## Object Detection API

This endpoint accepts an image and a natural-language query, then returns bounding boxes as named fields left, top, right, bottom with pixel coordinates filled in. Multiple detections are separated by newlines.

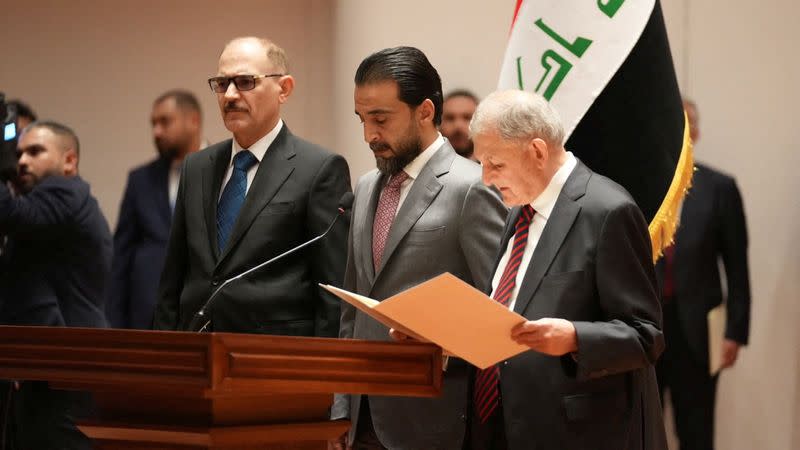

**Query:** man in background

left=440, top=89, right=479, bottom=161
left=0, top=121, right=111, bottom=449
left=108, top=90, right=203, bottom=329
left=656, top=99, right=751, bottom=450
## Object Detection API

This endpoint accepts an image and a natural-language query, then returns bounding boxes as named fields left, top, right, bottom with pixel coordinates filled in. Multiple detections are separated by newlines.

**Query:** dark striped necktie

left=473, top=204, right=535, bottom=423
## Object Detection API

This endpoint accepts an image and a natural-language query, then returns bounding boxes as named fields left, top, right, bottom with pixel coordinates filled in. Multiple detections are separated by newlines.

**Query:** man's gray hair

left=470, top=90, right=565, bottom=147
left=223, top=37, right=289, bottom=73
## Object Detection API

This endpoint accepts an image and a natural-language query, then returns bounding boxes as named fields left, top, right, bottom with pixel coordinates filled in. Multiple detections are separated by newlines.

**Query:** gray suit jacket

left=496, top=161, right=667, bottom=450
left=331, top=142, right=507, bottom=449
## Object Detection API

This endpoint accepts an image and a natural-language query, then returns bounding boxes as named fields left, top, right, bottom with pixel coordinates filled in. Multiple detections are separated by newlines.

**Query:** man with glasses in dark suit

left=153, top=36, right=351, bottom=336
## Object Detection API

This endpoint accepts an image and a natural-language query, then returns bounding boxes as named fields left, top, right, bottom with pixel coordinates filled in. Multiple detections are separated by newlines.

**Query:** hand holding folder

left=320, top=273, right=529, bottom=369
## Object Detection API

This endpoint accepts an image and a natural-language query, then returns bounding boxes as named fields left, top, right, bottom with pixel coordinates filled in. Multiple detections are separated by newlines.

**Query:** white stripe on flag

left=498, top=0, right=655, bottom=139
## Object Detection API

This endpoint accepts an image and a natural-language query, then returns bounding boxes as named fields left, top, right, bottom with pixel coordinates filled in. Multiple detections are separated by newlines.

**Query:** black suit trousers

left=657, top=301, right=718, bottom=450
left=0, top=381, right=92, bottom=450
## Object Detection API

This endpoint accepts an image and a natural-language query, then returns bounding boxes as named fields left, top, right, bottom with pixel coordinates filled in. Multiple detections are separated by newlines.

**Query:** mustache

left=369, top=142, right=391, bottom=152
left=224, top=102, right=248, bottom=113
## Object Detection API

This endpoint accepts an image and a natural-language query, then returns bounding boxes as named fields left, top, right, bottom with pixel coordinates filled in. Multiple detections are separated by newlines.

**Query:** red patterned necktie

left=474, top=205, right=535, bottom=423
left=372, top=171, right=409, bottom=271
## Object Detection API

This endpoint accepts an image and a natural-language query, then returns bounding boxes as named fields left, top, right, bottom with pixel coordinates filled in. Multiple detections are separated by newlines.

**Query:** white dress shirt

left=490, top=152, right=577, bottom=311
left=168, top=160, right=182, bottom=211
left=219, top=119, right=284, bottom=200
left=391, top=133, right=445, bottom=216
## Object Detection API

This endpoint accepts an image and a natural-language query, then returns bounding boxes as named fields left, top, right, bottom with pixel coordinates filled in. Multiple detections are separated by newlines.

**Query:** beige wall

left=2, top=1, right=798, bottom=448
left=0, top=0, right=334, bottom=228
left=331, top=0, right=517, bottom=179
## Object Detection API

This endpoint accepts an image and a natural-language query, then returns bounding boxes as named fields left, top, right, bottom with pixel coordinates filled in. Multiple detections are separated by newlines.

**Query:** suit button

left=211, top=280, right=220, bottom=287
left=460, top=414, right=467, bottom=422
left=503, top=361, right=509, bottom=366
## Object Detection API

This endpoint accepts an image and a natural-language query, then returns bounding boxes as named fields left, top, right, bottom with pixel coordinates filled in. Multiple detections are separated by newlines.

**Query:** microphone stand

left=191, top=207, right=347, bottom=333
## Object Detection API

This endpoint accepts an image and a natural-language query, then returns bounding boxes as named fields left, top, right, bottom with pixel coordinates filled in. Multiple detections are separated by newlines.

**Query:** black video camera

left=0, top=93, right=19, bottom=182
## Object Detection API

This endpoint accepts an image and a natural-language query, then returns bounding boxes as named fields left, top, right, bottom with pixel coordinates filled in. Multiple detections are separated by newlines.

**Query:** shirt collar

left=402, top=133, right=445, bottom=180
left=231, top=119, right=284, bottom=163
left=530, top=151, right=577, bottom=220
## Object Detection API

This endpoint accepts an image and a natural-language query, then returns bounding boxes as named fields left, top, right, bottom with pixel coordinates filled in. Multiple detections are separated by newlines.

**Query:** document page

left=707, top=304, right=726, bottom=375
left=321, top=273, right=529, bottom=369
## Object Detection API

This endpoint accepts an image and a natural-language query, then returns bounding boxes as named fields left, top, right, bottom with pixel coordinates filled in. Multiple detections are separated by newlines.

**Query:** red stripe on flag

left=510, top=0, right=525, bottom=32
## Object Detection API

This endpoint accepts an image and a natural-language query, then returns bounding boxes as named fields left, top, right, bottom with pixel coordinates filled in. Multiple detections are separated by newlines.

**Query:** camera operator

left=0, top=120, right=111, bottom=449
left=4, top=100, right=37, bottom=131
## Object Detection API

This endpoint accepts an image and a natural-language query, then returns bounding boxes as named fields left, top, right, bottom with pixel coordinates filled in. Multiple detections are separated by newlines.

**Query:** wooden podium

left=0, top=326, right=442, bottom=449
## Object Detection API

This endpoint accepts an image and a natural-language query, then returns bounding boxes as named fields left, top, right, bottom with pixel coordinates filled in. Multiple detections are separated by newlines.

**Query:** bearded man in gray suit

left=329, top=46, right=507, bottom=450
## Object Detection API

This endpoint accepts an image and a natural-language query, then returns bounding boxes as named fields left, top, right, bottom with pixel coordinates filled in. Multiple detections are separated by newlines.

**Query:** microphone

left=190, top=192, right=354, bottom=332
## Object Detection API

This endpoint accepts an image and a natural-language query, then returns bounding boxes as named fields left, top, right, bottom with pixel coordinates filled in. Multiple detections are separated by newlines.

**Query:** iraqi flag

left=498, top=0, right=693, bottom=261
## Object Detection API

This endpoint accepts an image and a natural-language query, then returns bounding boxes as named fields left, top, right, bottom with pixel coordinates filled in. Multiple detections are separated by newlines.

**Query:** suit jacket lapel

left=202, top=141, right=232, bottom=260
left=356, top=171, right=384, bottom=286
left=146, top=158, right=172, bottom=228
left=373, top=145, right=452, bottom=280
left=513, top=161, right=589, bottom=315
left=217, top=126, right=296, bottom=265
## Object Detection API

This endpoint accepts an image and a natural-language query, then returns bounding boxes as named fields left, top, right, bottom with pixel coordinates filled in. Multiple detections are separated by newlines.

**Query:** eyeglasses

left=207, top=74, right=284, bottom=93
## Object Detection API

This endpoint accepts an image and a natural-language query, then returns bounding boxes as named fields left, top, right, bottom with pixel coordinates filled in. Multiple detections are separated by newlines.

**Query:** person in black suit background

left=108, top=90, right=203, bottom=329
left=468, top=90, right=667, bottom=450
left=656, top=99, right=751, bottom=450
left=153, top=37, right=351, bottom=335
left=440, top=89, right=479, bottom=161
left=0, top=121, right=112, bottom=449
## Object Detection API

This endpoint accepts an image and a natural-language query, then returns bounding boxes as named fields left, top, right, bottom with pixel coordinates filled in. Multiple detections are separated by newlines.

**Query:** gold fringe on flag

left=648, top=112, right=695, bottom=263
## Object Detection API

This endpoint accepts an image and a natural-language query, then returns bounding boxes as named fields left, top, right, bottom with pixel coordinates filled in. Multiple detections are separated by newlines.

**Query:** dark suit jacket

left=495, top=161, right=667, bottom=450
left=659, top=163, right=750, bottom=365
left=332, top=143, right=508, bottom=449
left=107, top=157, right=173, bottom=329
left=153, top=125, right=351, bottom=335
left=0, top=176, right=111, bottom=328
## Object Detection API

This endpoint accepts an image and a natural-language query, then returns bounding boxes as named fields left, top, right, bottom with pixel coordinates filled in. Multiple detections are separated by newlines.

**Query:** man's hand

left=511, top=318, right=578, bottom=356
left=389, top=328, right=410, bottom=342
left=327, top=429, right=349, bottom=450
left=388, top=329, right=453, bottom=362
left=720, top=339, right=741, bottom=370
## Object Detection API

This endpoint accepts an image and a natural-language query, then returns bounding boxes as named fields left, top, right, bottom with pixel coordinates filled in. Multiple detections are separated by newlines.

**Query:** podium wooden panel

left=0, top=326, right=442, bottom=449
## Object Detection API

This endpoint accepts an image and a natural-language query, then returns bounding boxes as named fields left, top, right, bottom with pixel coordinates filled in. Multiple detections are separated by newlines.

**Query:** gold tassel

left=648, top=111, right=695, bottom=263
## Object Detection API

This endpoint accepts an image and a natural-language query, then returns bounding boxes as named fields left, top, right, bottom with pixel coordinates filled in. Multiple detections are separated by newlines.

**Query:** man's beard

left=156, top=139, right=181, bottom=161
left=16, top=167, right=56, bottom=194
left=15, top=173, right=37, bottom=193
left=372, top=129, right=424, bottom=175
left=453, top=139, right=474, bottom=158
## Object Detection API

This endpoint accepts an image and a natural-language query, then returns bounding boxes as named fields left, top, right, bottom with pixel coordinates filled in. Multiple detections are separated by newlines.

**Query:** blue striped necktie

left=216, top=150, right=258, bottom=252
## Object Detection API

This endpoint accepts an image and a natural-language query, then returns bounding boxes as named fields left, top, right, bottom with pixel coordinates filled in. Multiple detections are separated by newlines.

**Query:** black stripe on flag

left=565, top=0, right=684, bottom=224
